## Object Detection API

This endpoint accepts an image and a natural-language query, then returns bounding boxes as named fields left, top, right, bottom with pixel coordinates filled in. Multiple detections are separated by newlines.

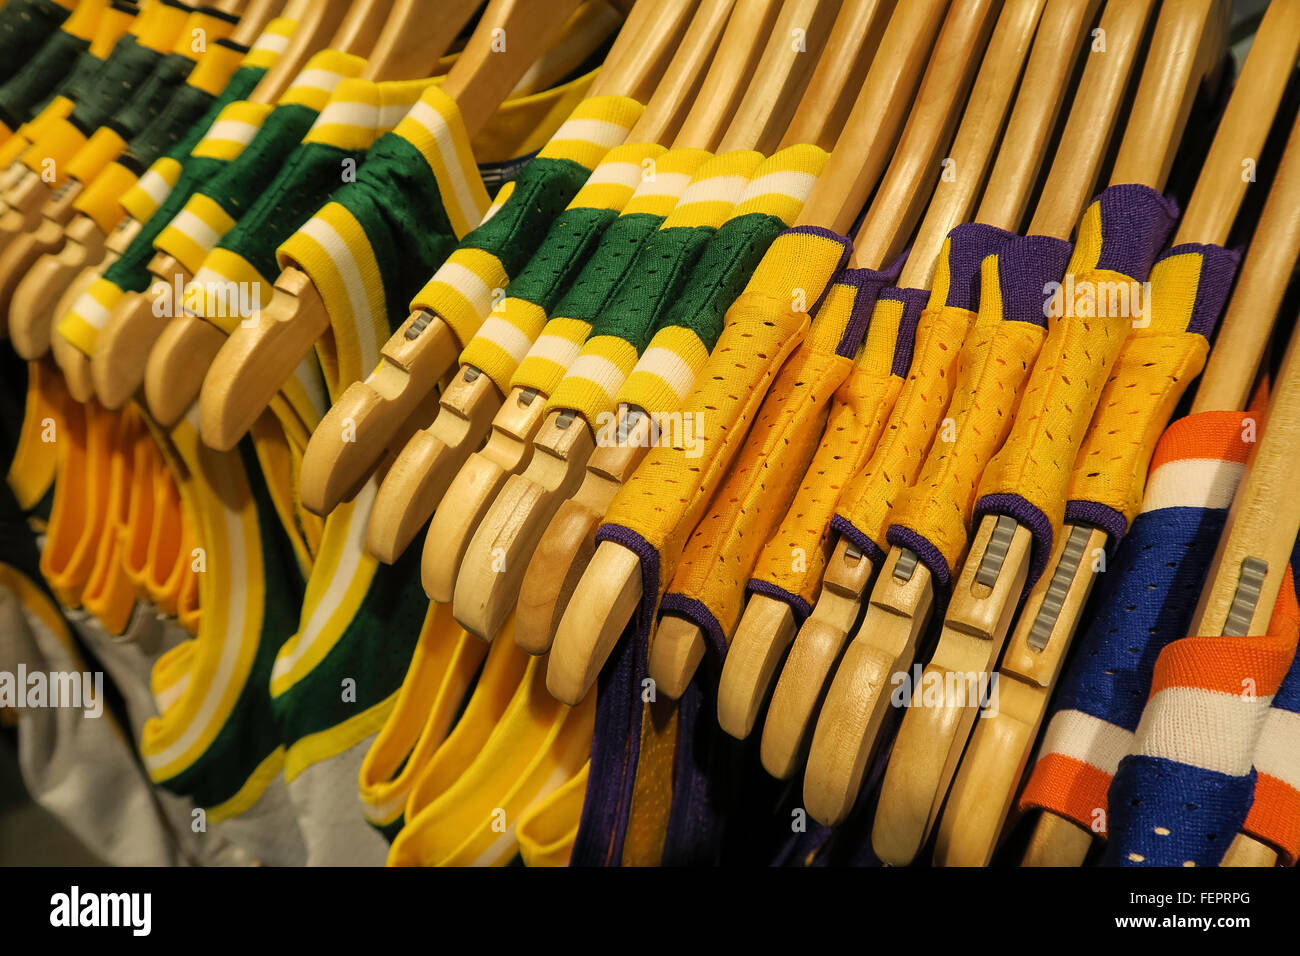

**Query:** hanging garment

left=0, top=0, right=98, bottom=141
left=265, top=81, right=630, bottom=866
left=0, top=0, right=76, bottom=89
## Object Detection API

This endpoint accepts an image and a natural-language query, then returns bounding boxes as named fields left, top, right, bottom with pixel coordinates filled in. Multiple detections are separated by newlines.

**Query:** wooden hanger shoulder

left=363, top=0, right=482, bottom=81
left=794, top=0, right=948, bottom=234
left=780, top=0, right=896, bottom=152
left=248, top=0, right=354, bottom=104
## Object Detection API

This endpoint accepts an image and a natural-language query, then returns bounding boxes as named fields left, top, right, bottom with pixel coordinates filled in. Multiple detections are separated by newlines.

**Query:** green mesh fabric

left=34, top=45, right=103, bottom=116
left=586, top=223, right=715, bottom=351
left=0, top=0, right=71, bottom=85
left=219, top=139, right=366, bottom=283
left=106, top=50, right=196, bottom=140
left=120, top=80, right=214, bottom=173
left=68, top=34, right=166, bottom=133
left=657, top=212, right=787, bottom=350
left=459, top=155, right=592, bottom=278
left=0, top=26, right=87, bottom=129
left=103, top=155, right=225, bottom=293
left=498, top=205, right=619, bottom=310
left=157, top=438, right=304, bottom=810
left=162, top=63, right=264, bottom=163
left=548, top=212, right=664, bottom=322
left=268, top=546, right=425, bottom=751
left=193, top=102, right=318, bottom=219
left=329, top=133, right=461, bottom=333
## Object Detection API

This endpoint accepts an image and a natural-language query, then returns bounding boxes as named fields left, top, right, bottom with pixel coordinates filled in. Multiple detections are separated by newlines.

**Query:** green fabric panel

left=330, top=133, right=460, bottom=333
left=102, top=154, right=226, bottom=293
left=34, top=46, right=103, bottom=116
left=163, top=64, right=265, bottom=163
left=268, top=549, right=425, bottom=751
left=587, top=223, right=715, bottom=352
left=69, top=34, right=165, bottom=133
left=459, top=155, right=591, bottom=278
left=0, top=0, right=71, bottom=85
left=195, top=102, right=318, bottom=219
left=658, top=212, right=786, bottom=350
left=120, top=81, right=216, bottom=173
left=219, top=139, right=363, bottom=284
left=0, top=27, right=88, bottom=129
left=106, top=50, right=195, bottom=140
left=157, top=439, right=305, bottom=809
left=501, top=205, right=618, bottom=311
left=548, top=212, right=663, bottom=324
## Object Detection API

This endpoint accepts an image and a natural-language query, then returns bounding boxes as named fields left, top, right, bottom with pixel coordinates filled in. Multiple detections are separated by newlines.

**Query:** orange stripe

left=1149, top=410, right=1254, bottom=471
left=1019, top=752, right=1112, bottom=834
left=1244, top=772, right=1300, bottom=866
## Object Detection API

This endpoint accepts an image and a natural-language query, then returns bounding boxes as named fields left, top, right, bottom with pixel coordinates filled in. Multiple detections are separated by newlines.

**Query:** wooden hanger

left=651, top=0, right=1001, bottom=703
left=360, top=0, right=723, bottom=566
left=865, top=0, right=1228, bottom=863
left=514, top=0, right=895, bottom=657
left=1019, top=41, right=1300, bottom=871
left=42, top=0, right=353, bottom=400
left=546, top=0, right=953, bottom=706
left=719, top=0, right=1075, bottom=748
left=5, top=0, right=286, bottom=362
left=193, top=0, right=599, bottom=452
left=299, top=0, right=755, bottom=525
left=451, top=0, right=838, bottom=644
left=87, top=0, right=490, bottom=409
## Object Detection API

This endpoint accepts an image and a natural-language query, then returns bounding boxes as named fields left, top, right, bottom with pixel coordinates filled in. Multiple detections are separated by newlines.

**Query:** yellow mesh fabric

left=748, top=282, right=909, bottom=608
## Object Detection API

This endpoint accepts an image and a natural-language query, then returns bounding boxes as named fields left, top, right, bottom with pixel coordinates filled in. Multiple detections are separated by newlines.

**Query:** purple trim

left=595, top=523, right=661, bottom=633
left=944, top=222, right=1018, bottom=311
left=1153, top=242, right=1241, bottom=339
left=972, top=493, right=1055, bottom=591
left=884, top=525, right=952, bottom=588
left=832, top=252, right=906, bottom=358
left=746, top=578, right=813, bottom=624
left=570, top=522, right=663, bottom=866
left=877, top=286, right=929, bottom=377
left=1064, top=499, right=1127, bottom=546
left=997, top=234, right=1074, bottom=328
left=1089, top=184, right=1178, bottom=280
left=829, top=514, right=886, bottom=567
left=659, top=593, right=728, bottom=668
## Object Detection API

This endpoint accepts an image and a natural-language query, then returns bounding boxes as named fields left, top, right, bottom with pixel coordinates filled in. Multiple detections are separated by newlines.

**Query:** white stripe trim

left=1134, top=686, right=1271, bottom=776
left=524, top=332, right=582, bottom=369
left=251, top=32, right=291, bottom=54
left=476, top=315, right=533, bottom=365
left=583, top=161, right=643, bottom=190
left=311, top=100, right=374, bottom=131
left=404, top=99, right=481, bottom=228
left=203, top=119, right=261, bottom=147
left=288, top=69, right=348, bottom=95
left=1255, top=707, right=1300, bottom=789
left=631, top=170, right=690, bottom=198
left=549, top=117, right=627, bottom=149
left=564, top=354, right=624, bottom=405
left=432, top=261, right=494, bottom=317
left=1142, top=458, right=1244, bottom=512
left=741, top=169, right=818, bottom=203
left=169, top=209, right=224, bottom=252
left=1037, top=708, right=1133, bottom=776
left=296, top=215, right=381, bottom=374
left=632, top=346, right=694, bottom=401
left=135, top=168, right=174, bottom=207
left=70, top=292, right=111, bottom=331
left=678, top=174, right=749, bottom=207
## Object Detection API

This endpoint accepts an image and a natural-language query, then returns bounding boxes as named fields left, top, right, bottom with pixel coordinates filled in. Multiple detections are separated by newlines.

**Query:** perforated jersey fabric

left=747, top=268, right=917, bottom=617
left=265, top=87, right=628, bottom=866
left=576, top=227, right=851, bottom=866
left=0, top=0, right=73, bottom=87
left=660, top=255, right=894, bottom=664
left=885, top=230, right=1072, bottom=587
left=1064, top=242, right=1239, bottom=540
left=457, top=140, right=678, bottom=397
left=505, top=145, right=709, bottom=400
left=830, top=225, right=1009, bottom=567
left=1242, top=601, right=1300, bottom=865
left=0, top=1, right=136, bottom=163
left=1019, top=410, right=1256, bottom=836
left=1104, top=554, right=1299, bottom=867
left=971, top=184, right=1178, bottom=587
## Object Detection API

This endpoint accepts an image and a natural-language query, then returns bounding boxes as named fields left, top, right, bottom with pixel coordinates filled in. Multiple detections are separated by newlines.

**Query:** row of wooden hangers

left=6, top=0, right=1298, bottom=865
